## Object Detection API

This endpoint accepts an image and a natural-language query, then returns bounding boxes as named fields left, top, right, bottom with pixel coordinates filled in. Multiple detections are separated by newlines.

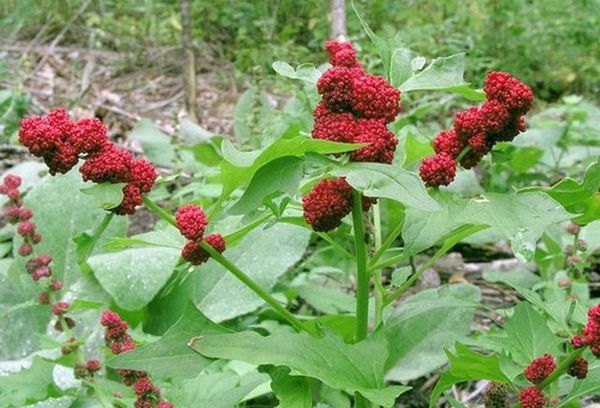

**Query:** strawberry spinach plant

left=1, top=10, right=599, bottom=408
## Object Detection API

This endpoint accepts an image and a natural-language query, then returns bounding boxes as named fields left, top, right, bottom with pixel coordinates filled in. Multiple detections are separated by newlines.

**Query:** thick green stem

left=142, top=196, right=177, bottom=227
left=538, top=348, right=584, bottom=390
left=199, top=241, right=306, bottom=333
left=351, top=190, right=369, bottom=342
left=372, top=203, right=384, bottom=327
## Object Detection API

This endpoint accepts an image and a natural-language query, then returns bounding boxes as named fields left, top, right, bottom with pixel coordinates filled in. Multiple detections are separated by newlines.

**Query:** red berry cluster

left=519, top=387, right=545, bottom=408
left=567, top=357, right=588, bottom=379
left=175, top=205, right=226, bottom=265
left=0, top=175, right=74, bottom=330
left=419, top=71, right=533, bottom=187
left=572, top=304, right=600, bottom=357
left=523, top=354, right=556, bottom=384
left=101, top=311, right=174, bottom=408
left=18, top=109, right=157, bottom=215
left=303, top=40, right=399, bottom=232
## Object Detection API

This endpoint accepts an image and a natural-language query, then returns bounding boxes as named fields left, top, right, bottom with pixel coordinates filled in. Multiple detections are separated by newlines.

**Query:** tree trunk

left=331, top=0, right=347, bottom=40
left=181, top=0, right=198, bottom=123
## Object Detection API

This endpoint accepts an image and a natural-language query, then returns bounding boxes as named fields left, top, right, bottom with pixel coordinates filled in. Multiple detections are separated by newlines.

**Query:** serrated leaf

left=108, top=303, right=228, bottom=379
left=332, top=162, right=440, bottom=211
left=130, top=118, right=175, bottom=166
left=191, top=328, right=410, bottom=407
left=429, top=343, right=510, bottom=407
left=384, top=284, right=481, bottom=382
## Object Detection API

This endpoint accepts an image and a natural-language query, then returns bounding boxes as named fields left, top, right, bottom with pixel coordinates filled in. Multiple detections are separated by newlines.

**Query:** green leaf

left=384, top=284, right=481, bottom=382
left=229, top=156, right=304, bottom=214
left=332, top=162, right=440, bottom=211
left=501, top=303, right=561, bottom=366
left=191, top=328, right=410, bottom=407
left=390, top=267, right=412, bottom=287
left=543, top=159, right=600, bottom=224
left=180, top=118, right=214, bottom=144
left=195, top=222, right=310, bottom=322
left=294, top=283, right=355, bottom=314
left=165, top=370, right=269, bottom=408
left=89, top=244, right=180, bottom=310
left=482, top=266, right=541, bottom=289
left=108, top=303, right=228, bottom=379
left=80, top=182, right=125, bottom=209
left=403, top=192, right=571, bottom=261
left=0, top=303, right=49, bottom=360
left=220, top=136, right=363, bottom=203
left=130, top=118, right=175, bottom=166
left=429, top=343, right=511, bottom=407
left=0, top=357, right=61, bottom=406
left=556, top=364, right=600, bottom=407
left=13, top=170, right=127, bottom=287
left=270, top=367, right=312, bottom=408
left=399, top=53, right=481, bottom=99
left=272, top=61, right=322, bottom=84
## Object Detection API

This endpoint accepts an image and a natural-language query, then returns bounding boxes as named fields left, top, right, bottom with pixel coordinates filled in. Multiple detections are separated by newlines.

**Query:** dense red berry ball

left=133, top=377, right=159, bottom=397
left=351, top=74, right=401, bottom=123
left=454, top=107, right=483, bottom=141
left=3, top=175, right=22, bottom=189
left=156, top=402, right=174, bottom=408
left=32, top=266, right=51, bottom=281
left=80, top=144, right=133, bottom=184
left=52, top=301, right=70, bottom=316
left=18, top=243, right=33, bottom=256
left=17, top=221, right=36, bottom=238
left=302, top=178, right=352, bottom=232
left=130, top=159, right=157, bottom=193
left=312, top=111, right=356, bottom=143
left=524, top=354, right=556, bottom=384
left=480, top=100, right=511, bottom=134
left=101, top=310, right=124, bottom=328
left=111, top=184, right=143, bottom=215
left=70, top=117, right=109, bottom=154
left=317, top=67, right=360, bottom=112
left=3, top=206, right=21, bottom=224
left=484, top=71, right=534, bottom=114
left=175, top=204, right=208, bottom=241
left=433, top=129, right=464, bottom=158
left=325, top=40, right=360, bottom=68
left=519, top=387, right=545, bottom=408
left=351, top=119, right=398, bottom=164
left=568, top=357, right=588, bottom=379
left=181, top=233, right=226, bottom=265
left=86, top=359, right=101, bottom=372
left=419, top=153, right=456, bottom=187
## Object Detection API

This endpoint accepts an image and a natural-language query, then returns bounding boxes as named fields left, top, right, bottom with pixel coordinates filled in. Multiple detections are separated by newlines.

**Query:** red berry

left=133, top=377, right=159, bottom=397
left=519, top=387, right=545, bottom=408
left=312, top=111, right=356, bottom=143
left=419, top=153, right=457, bottom=187
left=350, top=119, right=398, bottom=164
left=37, top=253, right=53, bottom=266
left=156, top=402, right=174, bottom=408
left=3, top=174, right=22, bottom=189
left=568, top=357, right=588, bottom=379
left=69, top=117, right=109, bottom=154
left=50, top=279, right=63, bottom=291
left=484, top=71, right=534, bottom=115
left=32, top=266, right=51, bottom=281
left=175, top=205, right=208, bottom=241
left=37, top=291, right=50, bottom=304
left=454, top=107, right=483, bottom=141
left=181, top=233, right=226, bottom=265
left=524, top=354, right=556, bottom=384
left=52, top=301, right=70, bottom=316
left=566, top=223, right=581, bottom=235
left=17, top=221, right=36, bottom=238
left=571, top=335, right=587, bottom=348
left=317, top=67, right=360, bottom=112
left=325, top=40, right=360, bottom=68
left=18, top=208, right=33, bottom=221
left=3, top=205, right=22, bottom=224
left=80, top=144, right=133, bottom=184
left=130, top=159, right=157, bottom=193
left=433, top=129, right=464, bottom=158
left=350, top=73, right=401, bottom=123
left=18, top=242, right=33, bottom=256
left=302, top=178, right=352, bottom=232
left=86, top=359, right=102, bottom=372
left=111, top=184, right=143, bottom=215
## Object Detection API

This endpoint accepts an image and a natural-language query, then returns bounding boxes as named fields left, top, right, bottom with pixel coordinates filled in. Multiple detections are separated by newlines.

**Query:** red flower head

left=419, top=153, right=457, bottom=187
left=18, top=243, right=33, bottom=257
left=350, top=119, right=398, bottom=164
left=111, top=184, right=143, bottom=215
left=302, top=178, right=352, bottom=232
left=568, top=357, right=588, bottom=379
left=52, top=301, right=70, bottom=316
left=86, top=359, right=102, bottom=372
left=37, top=291, right=50, bottom=304
left=312, top=112, right=356, bottom=143
left=524, top=354, right=556, bottom=384
left=101, top=310, right=124, bottom=328
left=133, top=377, right=159, bottom=397
left=3, top=175, right=22, bottom=189
left=131, top=159, right=157, bottom=193
left=454, top=107, right=483, bottom=141
left=70, top=117, right=109, bottom=154
left=484, top=71, right=534, bottom=115
left=480, top=100, right=511, bottom=134
left=80, top=144, right=133, bottom=184
left=32, top=266, right=51, bottom=281
left=3, top=206, right=22, bottom=224
left=175, top=204, right=208, bottom=241
left=157, top=402, right=174, bottom=408
left=433, top=129, right=464, bottom=158
left=325, top=40, right=360, bottom=68
left=181, top=234, right=226, bottom=266
left=17, top=221, right=36, bottom=238
left=317, top=67, right=361, bottom=112
left=351, top=74, right=401, bottom=123
left=18, top=208, right=33, bottom=221
left=519, top=387, right=545, bottom=408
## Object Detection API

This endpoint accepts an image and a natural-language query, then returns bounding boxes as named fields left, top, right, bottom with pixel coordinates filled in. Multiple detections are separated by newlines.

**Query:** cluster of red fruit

left=101, top=311, right=174, bottom=408
left=303, top=40, right=401, bottom=232
left=0, top=175, right=75, bottom=328
left=573, top=304, right=600, bottom=356
left=19, top=109, right=157, bottom=214
left=175, top=204, right=226, bottom=265
left=419, top=71, right=534, bottom=187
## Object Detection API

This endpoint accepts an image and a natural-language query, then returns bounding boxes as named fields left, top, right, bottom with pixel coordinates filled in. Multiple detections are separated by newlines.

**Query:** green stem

left=351, top=190, right=369, bottom=342
left=368, top=220, right=403, bottom=268
left=538, top=348, right=584, bottom=390
left=80, top=213, right=114, bottom=263
left=317, top=232, right=355, bottom=261
left=368, top=252, right=408, bottom=273
left=142, top=196, right=177, bottom=227
left=199, top=241, right=306, bottom=333
left=456, top=145, right=472, bottom=162
left=372, top=203, right=384, bottom=327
